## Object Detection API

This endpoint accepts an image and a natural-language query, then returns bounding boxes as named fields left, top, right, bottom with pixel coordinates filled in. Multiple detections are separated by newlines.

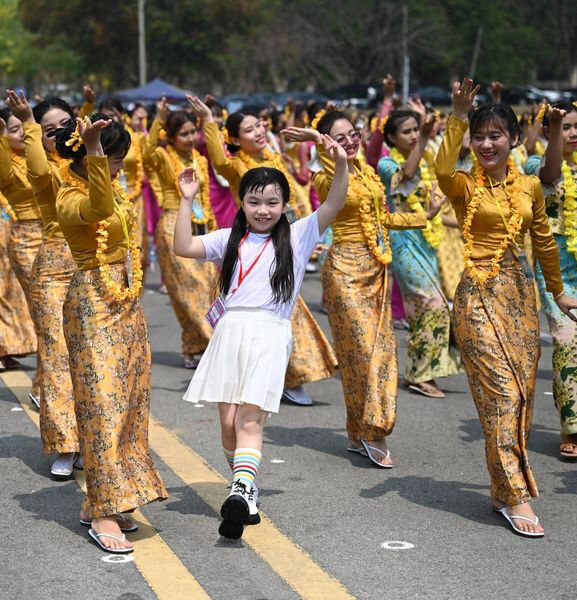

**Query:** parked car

left=410, top=86, right=451, bottom=104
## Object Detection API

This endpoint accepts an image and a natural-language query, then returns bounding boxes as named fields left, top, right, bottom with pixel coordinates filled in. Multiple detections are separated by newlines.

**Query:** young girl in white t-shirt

left=173, top=135, right=348, bottom=539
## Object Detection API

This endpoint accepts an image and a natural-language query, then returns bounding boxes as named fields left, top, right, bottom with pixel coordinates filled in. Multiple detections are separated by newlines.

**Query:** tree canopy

left=2, top=0, right=576, bottom=94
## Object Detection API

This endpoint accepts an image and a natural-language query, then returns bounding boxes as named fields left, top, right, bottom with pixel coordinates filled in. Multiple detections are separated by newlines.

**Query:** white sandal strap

left=361, top=441, right=390, bottom=459
left=95, top=532, right=126, bottom=543
left=501, top=509, right=539, bottom=526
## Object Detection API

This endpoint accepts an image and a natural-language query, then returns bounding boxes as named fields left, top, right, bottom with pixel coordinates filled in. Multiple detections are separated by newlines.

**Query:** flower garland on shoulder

left=165, top=145, right=213, bottom=225
left=0, top=190, right=17, bottom=221
left=389, top=147, right=443, bottom=248
left=237, top=148, right=301, bottom=218
left=561, top=152, right=577, bottom=259
left=351, top=163, right=393, bottom=265
left=60, top=167, right=143, bottom=301
left=463, top=155, right=523, bottom=282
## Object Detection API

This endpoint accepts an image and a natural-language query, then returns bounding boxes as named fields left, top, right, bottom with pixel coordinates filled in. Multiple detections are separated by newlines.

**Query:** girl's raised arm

left=315, top=135, right=348, bottom=233
left=173, top=167, right=208, bottom=259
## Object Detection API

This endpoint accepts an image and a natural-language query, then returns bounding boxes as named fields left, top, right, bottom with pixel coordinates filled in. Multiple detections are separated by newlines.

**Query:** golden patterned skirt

left=322, top=243, right=397, bottom=440
left=30, top=238, right=79, bottom=454
left=453, top=260, right=539, bottom=505
left=7, top=219, right=43, bottom=398
left=63, top=263, right=168, bottom=517
left=0, top=218, right=36, bottom=357
left=155, top=210, right=216, bottom=356
left=284, top=295, right=338, bottom=388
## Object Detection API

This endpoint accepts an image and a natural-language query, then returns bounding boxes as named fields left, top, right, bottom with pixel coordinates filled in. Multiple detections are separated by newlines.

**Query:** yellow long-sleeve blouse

left=142, top=118, right=214, bottom=226
left=435, top=114, right=562, bottom=295
left=56, top=156, right=132, bottom=270
left=313, top=147, right=427, bottom=244
left=0, top=137, right=42, bottom=221
left=22, top=122, right=70, bottom=238
left=124, top=130, right=145, bottom=195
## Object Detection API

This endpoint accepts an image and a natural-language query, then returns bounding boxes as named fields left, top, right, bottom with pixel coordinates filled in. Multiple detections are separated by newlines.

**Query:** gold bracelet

left=554, top=290, right=565, bottom=301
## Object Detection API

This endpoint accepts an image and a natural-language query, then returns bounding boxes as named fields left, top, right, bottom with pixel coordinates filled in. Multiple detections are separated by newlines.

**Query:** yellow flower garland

left=237, top=148, right=301, bottom=218
left=0, top=190, right=17, bottom=221
left=61, top=167, right=143, bottom=301
left=561, top=153, right=577, bottom=260
left=463, top=156, right=523, bottom=283
left=369, top=115, right=390, bottom=134
left=389, top=147, right=444, bottom=248
left=165, top=145, right=214, bottom=225
left=351, top=163, right=393, bottom=265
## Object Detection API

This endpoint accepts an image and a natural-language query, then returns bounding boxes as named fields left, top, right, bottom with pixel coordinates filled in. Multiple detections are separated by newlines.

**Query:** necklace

left=561, top=152, right=577, bottom=260
left=463, top=156, right=523, bottom=282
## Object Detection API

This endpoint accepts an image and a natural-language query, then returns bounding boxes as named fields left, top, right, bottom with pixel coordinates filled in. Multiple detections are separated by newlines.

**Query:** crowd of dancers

left=1, top=74, right=576, bottom=553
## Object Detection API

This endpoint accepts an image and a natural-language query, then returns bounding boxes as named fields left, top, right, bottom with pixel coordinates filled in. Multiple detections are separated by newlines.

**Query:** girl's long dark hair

left=219, top=167, right=294, bottom=304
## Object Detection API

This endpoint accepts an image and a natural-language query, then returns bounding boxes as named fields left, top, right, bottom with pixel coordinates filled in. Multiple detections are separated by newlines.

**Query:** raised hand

left=408, top=96, right=426, bottom=119
left=5, top=90, right=34, bottom=123
left=490, top=81, right=503, bottom=103
left=427, top=184, right=446, bottom=219
left=556, top=294, right=577, bottom=323
left=420, top=112, right=437, bottom=138
left=178, top=167, right=200, bottom=200
left=321, top=133, right=347, bottom=164
left=546, top=105, right=567, bottom=127
left=83, top=84, right=96, bottom=105
left=452, top=77, right=481, bottom=121
left=156, top=96, right=170, bottom=122
left=0, top=117, right=6, bottom=137
left=76, top=116, right=111, bottom=155
left=187, top=96, right=213, bottom=123
left=281, top=126, right=321, bottom=144
left=383, top=73, right=396, bottom=101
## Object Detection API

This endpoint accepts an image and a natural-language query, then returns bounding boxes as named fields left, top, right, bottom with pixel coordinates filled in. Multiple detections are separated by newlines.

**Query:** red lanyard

left=230, top=231, right=272, bottom=295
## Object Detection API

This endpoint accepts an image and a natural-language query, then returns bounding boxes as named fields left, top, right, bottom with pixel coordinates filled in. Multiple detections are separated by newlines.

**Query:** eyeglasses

left=333, top=131, right=362, bottom=147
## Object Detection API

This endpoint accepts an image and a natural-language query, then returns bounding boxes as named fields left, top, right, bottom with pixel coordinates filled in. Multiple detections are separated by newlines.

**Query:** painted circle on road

left=380, top=540, right=414, bottom=551
left=101, top=554, right=135, bottom=564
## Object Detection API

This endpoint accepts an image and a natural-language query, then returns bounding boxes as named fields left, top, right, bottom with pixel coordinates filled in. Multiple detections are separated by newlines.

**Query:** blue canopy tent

left=115, top=78, right=192, bottom=104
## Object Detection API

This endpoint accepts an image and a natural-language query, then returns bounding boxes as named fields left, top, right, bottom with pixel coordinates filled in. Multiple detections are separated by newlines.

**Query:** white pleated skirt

left=183, top=308, right=293, bottom=413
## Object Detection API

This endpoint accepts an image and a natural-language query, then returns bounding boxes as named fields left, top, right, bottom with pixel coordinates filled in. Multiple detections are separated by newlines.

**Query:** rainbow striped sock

left=223, top=447, right=235, bottom=471
left=233, top=448, right=262, bottom=486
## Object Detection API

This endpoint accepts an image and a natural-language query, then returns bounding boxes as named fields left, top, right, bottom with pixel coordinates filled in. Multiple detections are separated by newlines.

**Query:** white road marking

left=380, top=541, right=414, bottom=551
left=101, top=554, right=135, bottom=564
left=270, top=459, right=285, bottom=464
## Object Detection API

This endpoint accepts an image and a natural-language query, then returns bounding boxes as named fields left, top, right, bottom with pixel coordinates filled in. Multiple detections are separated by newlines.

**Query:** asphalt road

left=1, top=265, right=575, bottom=600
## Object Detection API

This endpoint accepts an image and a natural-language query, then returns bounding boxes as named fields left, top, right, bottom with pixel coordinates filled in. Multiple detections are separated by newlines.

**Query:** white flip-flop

left=88, top=529, right=134, bottom=554
left=81, top=515, right=138, bottom=532
left=497, top=508, right=544, bottom=538
left=361, top=439, right=394, bottom=469
left=347, top=446, right=368, bottom=457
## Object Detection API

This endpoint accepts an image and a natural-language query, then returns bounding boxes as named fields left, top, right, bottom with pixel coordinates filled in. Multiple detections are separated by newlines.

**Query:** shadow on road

left=359, top=475, right=501, bottom=527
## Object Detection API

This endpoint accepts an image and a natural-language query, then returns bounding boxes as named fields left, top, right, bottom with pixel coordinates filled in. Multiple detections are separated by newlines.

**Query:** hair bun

left=54, top=118, right=86, bottom=160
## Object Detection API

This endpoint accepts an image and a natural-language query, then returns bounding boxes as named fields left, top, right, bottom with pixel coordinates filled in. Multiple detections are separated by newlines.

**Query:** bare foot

left=81, top=512, right=137, bottom=530
left=560, top=433, right=577, bottom=458
left=362, top=438, right=394, bottom=467
left=502, top=501, right=544, bottom=535
left=405, top=379, right=445, bottom=398
left=91, top=516, right=134, bottom=551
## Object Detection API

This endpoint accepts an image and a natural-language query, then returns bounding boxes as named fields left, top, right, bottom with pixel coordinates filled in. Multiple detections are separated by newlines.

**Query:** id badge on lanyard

left=205, top=232, right=272, bottom=330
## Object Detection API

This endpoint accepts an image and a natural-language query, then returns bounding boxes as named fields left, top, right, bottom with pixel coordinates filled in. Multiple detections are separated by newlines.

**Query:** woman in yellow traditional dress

left=282, top=112, right=444, bottom=466
left=6, top=90, right=82, bottom=478
left=188, top=96, right=338, bottom=406
left=0, top=191, right=36, bottom=372
left=55, top=114, right=167, bottom=554
left=378, top=109, right=463, bottom=398
left=143, top=98, right=218, bottom=369
left=436, top=78, right=577, bottom=538
left=0, top=106, right=43, bottom=404
left=525, top=102, right=577, bottom=459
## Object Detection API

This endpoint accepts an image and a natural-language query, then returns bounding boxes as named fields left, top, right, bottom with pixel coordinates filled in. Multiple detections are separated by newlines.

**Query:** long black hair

left=224, top=108, right=260, bottom=154
left=219, top=167, right=294, bottom=304
left=54, top=113, right=131, bottom=163
left=469, top=103, right=521, bottom=147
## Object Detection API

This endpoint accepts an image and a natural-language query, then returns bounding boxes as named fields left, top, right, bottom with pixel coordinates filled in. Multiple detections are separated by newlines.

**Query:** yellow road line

left=149, top=415, right=355, bottom=600
left=0, top=371, right=210, bottom=600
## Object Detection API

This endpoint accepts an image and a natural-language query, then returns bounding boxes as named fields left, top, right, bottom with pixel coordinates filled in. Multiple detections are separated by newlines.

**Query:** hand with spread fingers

left=5, top=89, right=34, bottom=123
left=281, top=126, right=321, bottom=145
left=451, top=77, right=482, bottom=122
left=77, top=116, right=111, bottom=156
left=187, top=96, right=213, bottom=123
left=178, top=167, right=200, bottom=201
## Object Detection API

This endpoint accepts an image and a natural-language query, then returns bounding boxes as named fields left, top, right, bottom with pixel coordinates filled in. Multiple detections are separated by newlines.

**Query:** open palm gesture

left=452, top=78, right=481, bottom=121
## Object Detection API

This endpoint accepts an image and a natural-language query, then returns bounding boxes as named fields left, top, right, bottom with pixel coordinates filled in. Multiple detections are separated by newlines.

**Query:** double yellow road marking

left=1, top=370, right=354, bottom=600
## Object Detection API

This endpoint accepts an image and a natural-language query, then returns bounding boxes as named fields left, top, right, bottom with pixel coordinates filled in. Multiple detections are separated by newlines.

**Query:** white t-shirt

left=199, top=212, right=324, bottom=319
